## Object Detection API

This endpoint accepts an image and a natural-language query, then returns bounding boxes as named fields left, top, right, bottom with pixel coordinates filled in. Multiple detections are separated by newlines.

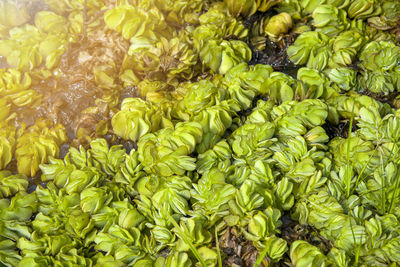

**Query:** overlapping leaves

left=1, top=0, right=400, bottom=266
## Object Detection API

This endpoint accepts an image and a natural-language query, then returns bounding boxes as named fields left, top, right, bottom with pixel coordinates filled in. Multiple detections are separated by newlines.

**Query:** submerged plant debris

left=1, top=0, right=400, bottom=266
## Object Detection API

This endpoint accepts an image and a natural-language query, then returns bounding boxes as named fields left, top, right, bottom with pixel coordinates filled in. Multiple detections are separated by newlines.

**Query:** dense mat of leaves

left=283, top=0, right=400, bottom=95
left=1, top=0, right=400, bottom=266
left=0, top=63, right=400, bottom=265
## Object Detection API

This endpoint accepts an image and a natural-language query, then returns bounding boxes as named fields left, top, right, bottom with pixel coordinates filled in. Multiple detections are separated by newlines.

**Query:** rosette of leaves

left=137, top=121, right=202, bottom=176
left=191, top=3, right=250, bottom=75
left=111, top=98, right=173, bottom=143
left=88, top=139, right=127, bottom=177
left=359, top=215, right=400, bottom=265
left=40, top=138, right=127, bottom=190
left=261, top=72, right=298, bottom=103
left=0, top=237, right=21, bottom=267
left=190, top=168, right=235, bottom=228
left=0, top=191, right=37, bottom=236
left=192, top=103, right=234, bottom=153
left=134, top=196, right=177, bottom=248
left=275, top=0, right=310, bottom=19
left=0, top=191, right=37, bottom=266
left=271, top=106, right=307, bottom=138
left=290, top=240, right=328, bottom=266
left=172, top=218, right=214, bottom=257
left=312, top=5, right=349, bottom=37
left=122, top=33, right=198, bottom=85
left=0, top=191, right=38, bottom=266
left=93, top=215, right=149, bottom=265
left=368, top=0, right=400, bottom=30
left=106, top=4, right=200, bottom=83
left=0, top=11, right=69, bottom=71
left=297, top=67, right=339, bottom=99
left=271, top=135, right=325, bottom=176
left=347, top=0, right=382, bottom=20
left=328, top=67, right=359, bottom=91
left=0, top=0, right=30, bottom=38
left=0, top=68, right=40, bottom=108
left=357, top=41, right=400, bottom=94
left=277, top=0, right=350, bottom=19
left=221, top=75, right=256, bottom=111
left=18, top=183, right=97, bottom=264
left=256, top=235, right=288, bottom=263
left=154, top=0, right=205, bottom=25
left=192, top=24, right=224, bottom=55
left=229, top=63, right=275, bottom=93
left=227, top=149, right=276, bottom=186
left=15, top=119, right=67, bottom=177
left=220, top=63, right=274, bottom=109
left=297, top=0, right=324, bottom=15
left=159, top=35, right=199, bottom=83
left=198, top=39, right=252, bottom=75
left=173, top=80, right=227, bottom=121
left=46, top=180, right=112, bottom=226
left=272, top=99, right=329, bottom=131
left=270, top=141, right=330, bottom=202
left=229, top=116, right=276, bottom=160
left=249, top=18, right=268, bottom=51
left=359, top=41, right=400, bottom=73
left=18, top=233, right=95, bottom=266
left=224, top=180, right=282, bottom=249
left=329, top=30, right=365, bottom=68
left=133, top=79, right=171, bottom=102
left=356, top=161, right=400, bottom=216
left=264, top=12, right=293, bottom=40
left=366, top=27, right=397, bottom=43
left=139, top=176, right=192, bottom=218
left=197, top=3, right=248, bottom=41
left=243, top=207, right=283, bottom=245
left=287, top=31, right=331, bottom=71
left=294, top=190, right=367, bottom=253
left=359, top=70, right=398, bottom=95
left=25, top=149, right=152, bottom=266
left=327, top=93, right=389, bottom=122
left=224, top=0, right=258, bottom=17
left=228, top=99, right=329, bottom=203
left=356, top=106, right=400, bottom=145
left=329, top=134, right=380, bottom=175
left=196, top=140, right=232, bottom=174
left=225, top=163, right=276, bottom=215
left=104, top=5, right=171, bottom=42
left=0, top=171, right=28, bottom=198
